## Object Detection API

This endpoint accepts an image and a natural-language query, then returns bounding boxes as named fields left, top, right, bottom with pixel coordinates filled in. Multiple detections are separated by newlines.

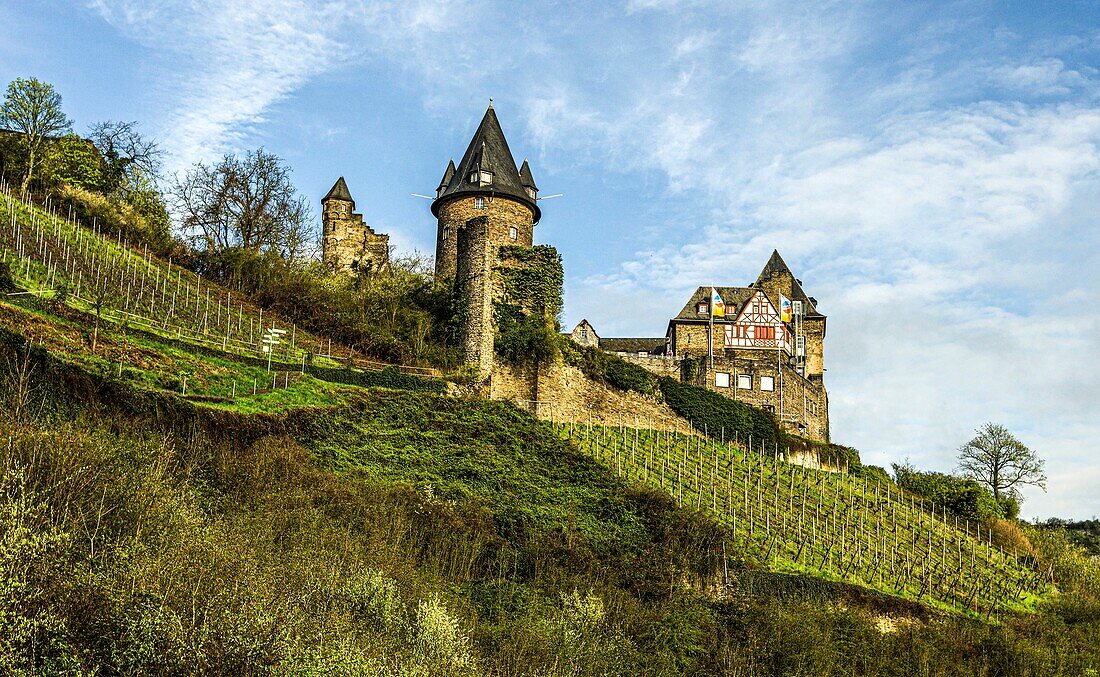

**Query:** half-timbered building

left=666, top=250, right=830, bottom=441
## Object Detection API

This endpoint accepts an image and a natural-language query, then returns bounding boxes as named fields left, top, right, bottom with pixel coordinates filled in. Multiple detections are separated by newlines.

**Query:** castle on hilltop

left=324, top=104, right=830, bottom=441
left=429, top=103, right=542, bottom=377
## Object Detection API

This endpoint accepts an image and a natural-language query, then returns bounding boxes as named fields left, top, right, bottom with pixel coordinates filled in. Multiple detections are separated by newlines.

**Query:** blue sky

left=4, top=1, right=1099, bottom=519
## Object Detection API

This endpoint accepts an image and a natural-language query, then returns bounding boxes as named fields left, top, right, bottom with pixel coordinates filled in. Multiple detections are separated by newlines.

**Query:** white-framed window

left=715, top=372, right=730, bottom=388
left=760, top=376, right=775, bottom=391
left=638, top=351, right=648, bottom=357
left=696, top=302, right=708, bottom=314
left=480, top=170, right=493, bottom=185
left=737, top=374, right=751, bottom=390
left=617, top=351, right=626, bottom=356
left=509, top=226, right=518, bottom=241
left=525, top=186, right=536, bottom=200
left=442, top=227, right=450, bottom=241
left=474, top=196, right=486, bottom=209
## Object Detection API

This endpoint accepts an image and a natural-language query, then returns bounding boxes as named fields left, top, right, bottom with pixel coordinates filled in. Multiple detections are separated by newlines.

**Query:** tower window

left=474, top=197, right=486, bottom=209
left=508, top=226, right=518, bottom=241
left=525, top=187, right=536, bottom=200
left=442, top=227, right=450, bottom=241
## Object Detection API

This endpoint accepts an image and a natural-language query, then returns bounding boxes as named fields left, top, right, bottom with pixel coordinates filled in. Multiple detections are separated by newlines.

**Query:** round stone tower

left=430, top=103, right=540, bottom=281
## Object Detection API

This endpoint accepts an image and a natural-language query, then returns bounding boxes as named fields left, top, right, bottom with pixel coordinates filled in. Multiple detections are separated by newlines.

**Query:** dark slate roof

left=323, top=177, right=354, bottom=207
left=431, top=104, right=541, bottom=223
left=519, top=159, right=537, bottom=190
left=671, top=286, right=758, bottom=322
left=755, top=249, right=824, bottom=318
left=437, top=160, right=456, bottom=190
left=600, top=337, right=668, bottom=353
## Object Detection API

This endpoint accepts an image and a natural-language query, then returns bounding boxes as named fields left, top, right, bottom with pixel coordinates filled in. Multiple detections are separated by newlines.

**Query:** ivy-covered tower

left=431, top=103, right=540, bottom=281
left=431, top=104, right=544, bottom=378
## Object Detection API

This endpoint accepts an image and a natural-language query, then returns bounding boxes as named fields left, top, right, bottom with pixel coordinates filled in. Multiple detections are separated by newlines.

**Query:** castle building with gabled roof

left=574, top=250, right=830, bottom=441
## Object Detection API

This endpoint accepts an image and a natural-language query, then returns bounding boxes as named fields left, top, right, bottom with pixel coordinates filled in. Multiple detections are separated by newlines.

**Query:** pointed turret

left=755, top=249, right=823, bottom=318
left=431, top=104, right=541, bottom=224
left=436, top=159, right=456, bottom=196
left=323, top=176, right=354, bottom=209
left=519, top=159, right=537, bottom=200
left=756, top=249, right=792, bottom=281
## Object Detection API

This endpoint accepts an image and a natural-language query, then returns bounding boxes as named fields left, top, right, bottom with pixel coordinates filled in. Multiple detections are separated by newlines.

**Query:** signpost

left=262, top=326, right=287, bottom=372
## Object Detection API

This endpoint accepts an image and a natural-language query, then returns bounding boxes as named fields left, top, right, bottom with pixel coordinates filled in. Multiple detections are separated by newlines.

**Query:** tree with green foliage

left=0, top=77, right=72, bottom=193
left=172, top=148, right=311, bottom=259
left=42, top=132, right=104, bottom=191
left=958, top=422, right=1046, bottom=504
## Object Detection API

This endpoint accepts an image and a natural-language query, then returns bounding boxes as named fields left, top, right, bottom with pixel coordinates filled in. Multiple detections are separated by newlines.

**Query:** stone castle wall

left=435, top=196, right=533, bottom=280
left=616, top=354, right=681, bottom=379
left=322, top=199, right=390, bottom=274
left=491, top=360, right=690, bottom=430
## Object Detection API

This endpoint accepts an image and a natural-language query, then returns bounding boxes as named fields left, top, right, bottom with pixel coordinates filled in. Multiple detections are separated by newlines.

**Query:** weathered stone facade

left=431, top=104, right=543, bottom=378
left=568, top=319, right=600, bottom=348
left=434, top=196, right=534, bottom=281
left=452, top=215, right=498, bottom=377
left=321, top=177, right=390, bottom=275
left=491, top=360, right=689, bottom=430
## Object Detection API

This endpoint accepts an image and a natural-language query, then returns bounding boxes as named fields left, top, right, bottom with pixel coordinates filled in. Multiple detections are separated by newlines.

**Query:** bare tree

left=2, top=339, right=37, bottom=421
left=89, top=120, right=163, bottom=193
left=957, top=422, right=1046, bottom=503
left=1, top=77, right=72, bottom=193
left=171, top=148, right=312, bottom=258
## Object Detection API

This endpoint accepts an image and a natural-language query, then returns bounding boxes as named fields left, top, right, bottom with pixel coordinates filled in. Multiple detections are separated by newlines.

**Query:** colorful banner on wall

left=779, top=294, right=792, bottom=322
left=711, top=288, right=725, bottom=318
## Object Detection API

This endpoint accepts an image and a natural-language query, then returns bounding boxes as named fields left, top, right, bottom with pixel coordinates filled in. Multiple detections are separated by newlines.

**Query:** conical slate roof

left=519, top=159, right=537, bottom=190
left=323, top=177, right=354, bottom=208
left=437, top=159, right=456, bottom=190
left=431, top=104, right=541, bottom=223
left=755, top=250, right=823, bottom=317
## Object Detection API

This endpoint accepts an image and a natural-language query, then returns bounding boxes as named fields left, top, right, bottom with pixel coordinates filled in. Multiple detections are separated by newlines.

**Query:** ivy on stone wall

left=497, top=245, right=564, bottom=320
left=560, top=340, right=659, bottom=397
left=494, top=245, right=564, bottom=368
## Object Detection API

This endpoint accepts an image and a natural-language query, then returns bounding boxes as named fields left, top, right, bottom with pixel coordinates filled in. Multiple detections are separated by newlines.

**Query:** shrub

left=853, top=464, right=891, bottom=485
left=559, top=340, right=658, bottom=397
left=892, top=462, right=1003, bottom=522
left=990, top=519, right=1033, bottom=555
left=657, top=377, right=780, bottom=450
left=0, top=260, right=15, bottom=293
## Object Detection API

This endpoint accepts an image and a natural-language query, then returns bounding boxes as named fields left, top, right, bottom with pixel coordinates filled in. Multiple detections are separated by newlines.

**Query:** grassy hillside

left=0, top=184, right=437, bottom=390
left=3, top=366, right=1099, bottom=675
left=2, top=182, right=1100, bottom=674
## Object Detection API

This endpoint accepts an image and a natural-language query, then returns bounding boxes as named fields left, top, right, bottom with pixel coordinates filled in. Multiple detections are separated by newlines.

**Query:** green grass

left=0, top=187, right=389, bottom=372
left=558, top=422, right=1044, bottom=617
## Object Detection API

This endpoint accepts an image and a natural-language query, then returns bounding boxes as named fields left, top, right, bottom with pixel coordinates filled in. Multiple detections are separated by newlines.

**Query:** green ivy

left=493, top=245, right=564, bottom=368
left=657, top=377, right=781, bottom=450
left=559, top=340, right=658, bottom=397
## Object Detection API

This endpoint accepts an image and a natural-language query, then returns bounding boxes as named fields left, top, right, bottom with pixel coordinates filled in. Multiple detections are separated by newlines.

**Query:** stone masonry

left=435, top=196, right=533, bottom=281
left=321, top=177, right=390, bottom=275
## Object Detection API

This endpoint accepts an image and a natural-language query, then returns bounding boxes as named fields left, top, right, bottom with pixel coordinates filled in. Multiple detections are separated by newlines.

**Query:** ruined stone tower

left=431, top=104, right=541, bottom=375
left=321, top=177, right=390, bottom=275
